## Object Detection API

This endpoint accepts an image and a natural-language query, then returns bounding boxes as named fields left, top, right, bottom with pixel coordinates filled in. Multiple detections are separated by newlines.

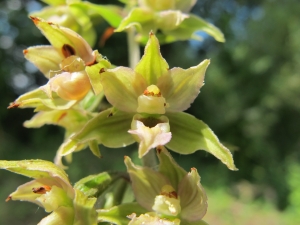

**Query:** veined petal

left=30, top=16, right=94, bottom=63
left=157, top=146, right=186, bottom=190
left=124, top=156, right=170, bottom=211
left=101, top=67, right=147, bottom=112
left=38, top=206, right=74, bottom=225
left=178, top=168, right=207, bottom=222
left=60, top=109, right=135, bottom=156
left=166, top=112, right=238, bottom=170
left=23, top=46, right=63, bottom=78
left=157, top=59, right=210, bottom=112
left=135, top=32, right=169, bottom=85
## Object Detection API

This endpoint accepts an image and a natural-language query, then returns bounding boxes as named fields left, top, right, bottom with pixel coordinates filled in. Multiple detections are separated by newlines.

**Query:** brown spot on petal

left=62, top=44, right=76, bottom=58
left=7, top=102, right=20, bottom=109
left=5, top=196, right=12, bottom=202
left=191, top=167, right=197, bottom=172
left=99, top=68, right=105, bottom=73
left=108, top=112, right=113, bottom=117
left=85, top=54, right=97, bottom=66
left=30, top=16, right=40, bottom=25
left=149, top=31, right=154, bottom=36
left=23, top=49, right=28, bottom=55
left=57, top=112, right=67, bottom=122
left=156, top=146, right=162, bottom=154
left=32, top=185, right=52, bottom=194
left=47, top=21, right=54, bottom=25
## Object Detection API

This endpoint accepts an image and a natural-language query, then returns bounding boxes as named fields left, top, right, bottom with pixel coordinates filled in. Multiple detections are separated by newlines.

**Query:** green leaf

left=74, top=172, right=120, bottom=198
left=135, top=33, right=169, bottom=85
left=166, top=112, right=238, bottom=170
left=97, top=202, right=147, bottom=225
left=8, top=88, right=77, bottom=111
left=0, top=160, right=70, bottom=184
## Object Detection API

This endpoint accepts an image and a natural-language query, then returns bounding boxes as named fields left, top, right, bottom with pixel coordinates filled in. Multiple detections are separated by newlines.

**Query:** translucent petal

left=101, top=67, right=147, bottom=112
left=124, top=156, right=170, bottom=211
left=178, top=169, right=207, bottom=222
left=157, top=59, right=210, bottom=112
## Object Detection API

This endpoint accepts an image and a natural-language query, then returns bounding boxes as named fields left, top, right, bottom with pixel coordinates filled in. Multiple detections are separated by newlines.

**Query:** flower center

left=137, top=85, right=167, bottom=114
left=160, top=185, right=178, bottom=199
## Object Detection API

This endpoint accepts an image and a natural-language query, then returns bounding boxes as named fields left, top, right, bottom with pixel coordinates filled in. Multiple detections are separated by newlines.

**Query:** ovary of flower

left=48, top=71, right=91, bottom=100
left=137, top=85, right=167, bottom=114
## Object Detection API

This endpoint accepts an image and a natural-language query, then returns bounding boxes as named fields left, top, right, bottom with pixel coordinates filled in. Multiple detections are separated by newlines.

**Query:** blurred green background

left=0, top=0, right=300, bottom=224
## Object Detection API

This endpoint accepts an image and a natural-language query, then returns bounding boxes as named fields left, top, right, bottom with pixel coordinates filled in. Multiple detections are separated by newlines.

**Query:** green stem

left=127, top=27, right=140, bottom=68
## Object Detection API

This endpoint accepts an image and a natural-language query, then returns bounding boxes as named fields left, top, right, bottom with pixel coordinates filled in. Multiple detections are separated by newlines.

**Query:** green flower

left=8, top=17, right=110, bottom=111
left=61, top=33, right=237, bottom=170
left=31, top=0, right=123, bottom=46
left=125, top=147, right=209, bottom=224
left=1, top=160, right=97, bottom=225
left=116, top=0, right=224, bottom=44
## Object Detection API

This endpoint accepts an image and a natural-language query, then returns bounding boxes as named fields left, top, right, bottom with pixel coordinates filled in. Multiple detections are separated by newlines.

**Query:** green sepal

left=135, top=32, right=169, bottom=85
left=30, top=16, right=94, bottom=63
left=166, top=112, right=238, bottom=170
left=8, top=88, right=77, bottom=111
left=0, top=160, right=70, bottom=186
left=162, top=14, right=225, bottom=43
left=75, top=2, right=123, bottom=28
left=97, top=202, right=148, bottom=225
left=38, top=206, right=74, bottom=225
left=73, top=189, right=97, bottom=225
left=60, top=108, right=135, bottom=156
left=23, top=46, right=62, bottom=78
left=74, top=172, right=121, bottom=198
left=89, top=140, right=101, bottom=158
left=115, top=7, right=155, bottom=34
left=157, top=147, right=186, bottom=189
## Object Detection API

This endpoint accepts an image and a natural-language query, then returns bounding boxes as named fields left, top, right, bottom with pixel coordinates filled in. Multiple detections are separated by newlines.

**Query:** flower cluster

left=2, top=0, right=238, bottom=224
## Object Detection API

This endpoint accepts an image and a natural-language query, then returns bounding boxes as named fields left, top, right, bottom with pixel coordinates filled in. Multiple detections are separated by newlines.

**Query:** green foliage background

left=0, top=0, right=299, bottom=224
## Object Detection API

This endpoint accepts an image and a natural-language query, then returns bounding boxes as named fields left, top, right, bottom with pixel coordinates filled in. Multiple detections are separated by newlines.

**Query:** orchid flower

left=116, top=0, right=225, bottom=44
left=60, top=33, right=237, bottom=171
left=0, top=160, right=97, bottom=225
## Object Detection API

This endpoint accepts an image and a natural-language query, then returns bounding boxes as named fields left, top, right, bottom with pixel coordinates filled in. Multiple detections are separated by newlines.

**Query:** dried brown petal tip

left=30, top=16, right=40, bottom=25
left=23, top=49, right=28, bottom=55
left=5, top=196, right=12, bottom=202
left=7, top=102, right=20, bottom=109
